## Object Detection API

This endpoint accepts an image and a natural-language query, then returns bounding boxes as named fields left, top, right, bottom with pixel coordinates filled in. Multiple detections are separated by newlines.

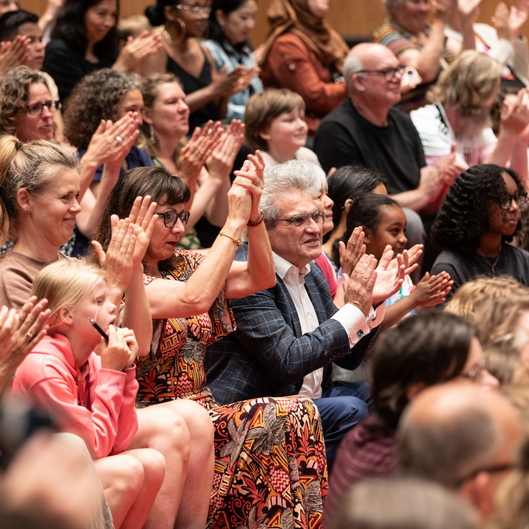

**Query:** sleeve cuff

left=368, top=304, right=385, bottom=329
left=332, top=303, right=371, bottom=348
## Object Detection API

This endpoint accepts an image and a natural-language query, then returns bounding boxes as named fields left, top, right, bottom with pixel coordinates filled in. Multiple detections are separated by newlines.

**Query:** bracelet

left=247, top=209, right=264, bottom=227
left=219, top=232, right=243, bottom=246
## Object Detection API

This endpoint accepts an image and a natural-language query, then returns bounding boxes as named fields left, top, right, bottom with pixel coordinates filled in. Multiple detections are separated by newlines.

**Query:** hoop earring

left=150, top=124, right=156, bottom=144
left=162, top=19, right=186, bottom=46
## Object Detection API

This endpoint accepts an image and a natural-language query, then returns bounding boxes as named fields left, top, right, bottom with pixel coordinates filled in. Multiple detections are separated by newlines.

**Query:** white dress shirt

left=273, top=252, right=384, bottom=399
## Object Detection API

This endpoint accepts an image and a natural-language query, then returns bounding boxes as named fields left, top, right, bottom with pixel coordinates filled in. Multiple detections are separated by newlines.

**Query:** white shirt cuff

left=368, top=304, right=385, bottom=329
left=332, top=303, right=371, bottom=348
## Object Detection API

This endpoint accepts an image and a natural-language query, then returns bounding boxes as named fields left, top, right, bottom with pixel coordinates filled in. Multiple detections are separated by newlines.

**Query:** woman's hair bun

left=145, top=4, right=165, bottom=26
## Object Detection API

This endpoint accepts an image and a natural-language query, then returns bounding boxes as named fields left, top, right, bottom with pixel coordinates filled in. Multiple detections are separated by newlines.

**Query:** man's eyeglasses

left=26, top=100, right=61, bottom=116
left=277, top=210, right=325, bottom=228
left=155, top=210, right=190, bottom=228
left=173, top=4, right=211, bottom=15
left=501, top=193, right=525, bottom=210
left=355, top=65, right=406, bottom=82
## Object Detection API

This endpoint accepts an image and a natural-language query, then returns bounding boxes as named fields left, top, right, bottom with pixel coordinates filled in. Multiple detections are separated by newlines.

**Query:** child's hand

left=410, top=272, right=453, bottom=307
left=120, top=327, right=139, bottom=368
left=99, top=325, right=134, bottom=372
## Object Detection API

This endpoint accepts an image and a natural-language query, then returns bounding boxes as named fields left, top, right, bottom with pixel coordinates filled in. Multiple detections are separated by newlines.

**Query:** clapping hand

left=372, top=245, right=406, bottom=306
left=0, top=298, right=50, bottom=382
left=207, top=120, right=245, bottom=180
left=343, top=254, right=378, bottom=317
left=339, top=227, right=366, bottom=277
left=178, top=121, right=224, bottom=184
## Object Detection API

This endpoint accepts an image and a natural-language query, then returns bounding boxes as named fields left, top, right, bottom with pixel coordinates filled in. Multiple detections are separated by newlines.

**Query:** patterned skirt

left=207, top=396, right=328, bottom=529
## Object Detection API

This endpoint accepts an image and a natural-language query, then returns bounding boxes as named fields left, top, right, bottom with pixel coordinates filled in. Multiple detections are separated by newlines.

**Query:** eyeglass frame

left=172, top=4, right=211, bottom=15
left=277, top=210, right=326, bottom=228
left=155, top=209, right=191, bottom=228
left=355, top=65, right=406, bottom=82
left=25, top=100, right=62, bottom=116
left=500, top=193, right=525, bottom=210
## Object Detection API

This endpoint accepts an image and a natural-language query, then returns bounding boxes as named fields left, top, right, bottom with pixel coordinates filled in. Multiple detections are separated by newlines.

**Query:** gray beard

left=455, top=110, right=492, bottom=140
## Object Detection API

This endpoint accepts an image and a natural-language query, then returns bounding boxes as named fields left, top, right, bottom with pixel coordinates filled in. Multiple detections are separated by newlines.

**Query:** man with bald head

left=315, top=43, right=447, bottom=214
left=398, top=382, right=522, bottom=519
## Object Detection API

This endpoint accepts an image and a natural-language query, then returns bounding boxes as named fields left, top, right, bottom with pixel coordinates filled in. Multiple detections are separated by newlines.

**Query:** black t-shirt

left=42, top=39, right=114, bottom=102
left=314, top=99, right=426, bottom=195
left=432, top=243, right=529, bottom=302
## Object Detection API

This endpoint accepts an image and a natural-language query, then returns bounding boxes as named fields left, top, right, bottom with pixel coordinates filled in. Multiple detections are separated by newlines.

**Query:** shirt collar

left=273, top=252, right=311, bottom=281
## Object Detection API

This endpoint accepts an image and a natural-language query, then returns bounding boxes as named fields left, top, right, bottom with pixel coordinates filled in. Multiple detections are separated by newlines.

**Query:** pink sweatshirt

left=13, top=334, right=139, bottom=459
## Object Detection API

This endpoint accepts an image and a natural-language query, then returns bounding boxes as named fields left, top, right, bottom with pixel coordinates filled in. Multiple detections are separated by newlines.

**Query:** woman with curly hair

left=42, top=0, right=160, bottom=102
left=431, top=164, right=529, bottom=300
left=64, top=68, right=154, bottom=195
left=0, top=66, right=59, bottom=143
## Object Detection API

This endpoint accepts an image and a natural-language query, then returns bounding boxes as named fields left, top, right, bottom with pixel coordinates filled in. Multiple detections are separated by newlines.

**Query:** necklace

left=478, top=248, right=502, bottom=273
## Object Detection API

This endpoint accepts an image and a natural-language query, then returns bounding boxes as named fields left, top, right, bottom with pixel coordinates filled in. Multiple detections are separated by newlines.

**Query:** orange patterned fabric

left=136, top=250, right=328, bottom=528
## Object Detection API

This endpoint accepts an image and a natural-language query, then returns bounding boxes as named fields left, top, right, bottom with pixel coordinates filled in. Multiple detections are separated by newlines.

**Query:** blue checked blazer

left=205, top=244, right=379, bottom=405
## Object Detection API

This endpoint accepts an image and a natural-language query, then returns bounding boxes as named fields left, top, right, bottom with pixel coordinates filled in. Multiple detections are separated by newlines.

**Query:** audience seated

left=90, top=162, right=330, bottom=527
left=139, top=72, right=238, bottom=248
left=13, top=259, right=167, bottom=529
left=445, top=0, right=529, bottom=90
left=488, top=437, right=529, bottom=529
left=63, top=68, right=151, bottom=196
left=245, top=88, right=321, bottom=167
left=326, top=311, right=497, bottom=527
left=206, top=159, right=409, bottom=469
left=144, top=0, right=248, bottom=131
left=373, top=0, right=456, bottom=111
left=314, top=43, right=461, bottom=249
left=4, top=2, right=529, bottom=527
left=258, top=0, right=348, bottom=134
left=203, top=0, right=263, bottom=122
left=411, top=50, right=529, bottom=183
left=323, top=165, right=387, bottom=267
left=328, top=477, right=479, bottom=529
left=398, top=382, right=522, bottom=519
left=431, top=164, right=529, bottom=299
left=337, top=194, right=451, bottom=329
left=42, top=0, right=161, bottom=102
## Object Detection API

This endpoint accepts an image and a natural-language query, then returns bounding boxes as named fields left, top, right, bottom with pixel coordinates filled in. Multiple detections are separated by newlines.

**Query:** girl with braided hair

left=431, top=163, right=529, bottom=301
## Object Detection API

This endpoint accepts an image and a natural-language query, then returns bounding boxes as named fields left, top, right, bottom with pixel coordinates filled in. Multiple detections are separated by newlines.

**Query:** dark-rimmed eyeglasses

left=500, top=193, right=525, bottom=210
left=155, top=210, right=190, bottom=228
left=277, top=210, right=325, bottom=228
left=173, top=4, right=211, bottom=15
left=26, top=100, right=61, bottom=116
left=355, top=65, right=406, bottom=82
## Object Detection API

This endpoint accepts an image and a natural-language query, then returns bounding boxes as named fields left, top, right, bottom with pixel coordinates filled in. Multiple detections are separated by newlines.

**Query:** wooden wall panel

left=21, top=0, right=527, bottom=46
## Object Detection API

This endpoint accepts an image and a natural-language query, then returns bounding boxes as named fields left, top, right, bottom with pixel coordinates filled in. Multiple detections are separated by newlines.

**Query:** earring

left=27, top=209, right=31, bottom=214
left=162, top=19, right=186, bottom=45
left=150, top=124, right=156, bottom=144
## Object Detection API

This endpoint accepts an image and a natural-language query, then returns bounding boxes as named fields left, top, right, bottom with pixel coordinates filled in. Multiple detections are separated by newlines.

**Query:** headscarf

left=260, top=0, right=349, bottom=71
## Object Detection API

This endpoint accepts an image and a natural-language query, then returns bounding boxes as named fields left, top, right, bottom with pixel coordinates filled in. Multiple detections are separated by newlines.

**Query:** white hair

left=260, top=160, right=326, bottom=227
left=343, top=53, right=364, bottom=93
left=382, top=0, right=406, bottom=16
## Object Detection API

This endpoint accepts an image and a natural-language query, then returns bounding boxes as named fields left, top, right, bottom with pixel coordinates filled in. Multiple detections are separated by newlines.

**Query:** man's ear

left=459, top=472, right=494, bottom=519
left=17, top=189, right=32, bottom=213
left=351, top=73, right=367, bottom=93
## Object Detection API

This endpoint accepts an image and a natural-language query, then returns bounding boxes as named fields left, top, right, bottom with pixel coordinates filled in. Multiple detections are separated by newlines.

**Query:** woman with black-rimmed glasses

left=91, top=161, right=330, bottom=529
left=0, top=66, right=60, bottom=142
left=431, top=164, right=529, bottom=301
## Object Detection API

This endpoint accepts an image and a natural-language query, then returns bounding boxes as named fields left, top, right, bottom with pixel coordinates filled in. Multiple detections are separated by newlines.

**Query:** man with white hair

left=206, top=160, right=406, bottom=469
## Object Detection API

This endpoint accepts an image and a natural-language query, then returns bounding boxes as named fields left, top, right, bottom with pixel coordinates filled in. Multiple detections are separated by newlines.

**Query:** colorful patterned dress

left=136, top=250, right=328, bottom=529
